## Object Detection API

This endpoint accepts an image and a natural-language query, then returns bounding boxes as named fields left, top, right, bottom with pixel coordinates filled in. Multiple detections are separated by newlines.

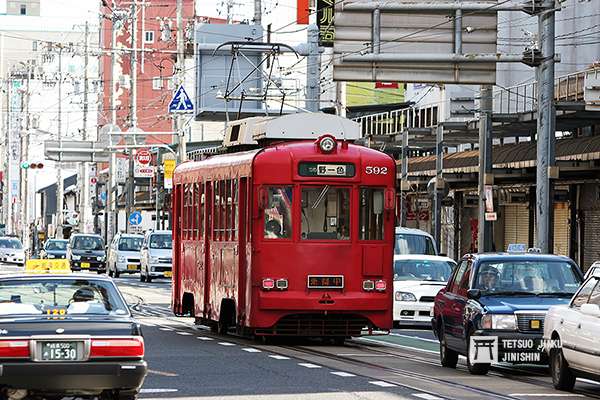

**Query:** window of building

left=32, top=41, right=37, bottom=51
left=152, top=77, right=162, bottom=90
left=144, top=31, right=155, bottom=43
left=20, top=4, right=26, bottom=15
left=359, top=188, right=385, bottom=241
left=301, top=186, right=349, bottom=241
left=264, top=187, right=293, bottom=239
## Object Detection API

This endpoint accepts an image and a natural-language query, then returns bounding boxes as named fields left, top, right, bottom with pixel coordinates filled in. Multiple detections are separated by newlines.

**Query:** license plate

left=530, top=319, right=541, bottom=329
left=41, top=341, right=79, bottom=361
left=307, top=275, right=344, bottom=289
left=81, top=262, right=90, bottom=269
left=127, top=264, right=138, bottom=271
left=164, top=271, right=172, bottom=278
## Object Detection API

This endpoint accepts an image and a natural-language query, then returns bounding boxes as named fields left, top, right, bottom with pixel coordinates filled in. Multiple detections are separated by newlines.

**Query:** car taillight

left=363, top=280, right=375, bottom=291
left=375, top=280, right=387, bottom=291
left=262, top=278, right=275, bottom=290
left=0, top=340, right=30, bottom=358
left=90, top=338, right=144, bottom=358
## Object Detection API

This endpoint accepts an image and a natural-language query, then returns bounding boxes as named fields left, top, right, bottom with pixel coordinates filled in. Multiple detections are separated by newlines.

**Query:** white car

left=140, top=230, right=172, bottom=283
left=107, top=233, right=144, bottom=278
left=0, top=236, right=26, bottom=266
left=544, top=269, right=600, bottom=391
left=395, top=227, right=437, bottom=256
left=584, top=261, right=600, bottom=280
left=393, top=255, right=456, bottom=326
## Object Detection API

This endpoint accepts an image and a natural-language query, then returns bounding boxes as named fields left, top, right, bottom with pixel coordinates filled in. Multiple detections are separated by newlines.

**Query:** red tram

left=171, top=113, right=396, bottom=338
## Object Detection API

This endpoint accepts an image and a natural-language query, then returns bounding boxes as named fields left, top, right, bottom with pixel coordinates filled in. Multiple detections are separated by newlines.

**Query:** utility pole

left=433, top=124, right=443, bottom=251
left=56, top=45, right=64, bottom=239
left=80, top=21, right=90, bottom=233
left=254, top=0, right=261, bottom=25
left=20, top=62, right=31, bottom=249
left=126, top=2, right=138, bottom=234
left=305, top=24, right=320, bottom=112
left=175, top=0, right=186, bottom=163
left=106, top=6, right=118, bottom=244
left=335, top=82, right=346, bottom=117
left=535, top=0, right=556, bottom=253
left=478, top=85, right=493, bottom=252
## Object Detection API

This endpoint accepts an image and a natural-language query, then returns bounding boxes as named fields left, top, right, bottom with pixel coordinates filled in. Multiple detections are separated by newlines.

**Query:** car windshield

left=475, top=261, right=582, bottom=295
left=46, top=240, right=67, bottom=251
left=0, top=278, right=129, bottom=316
left=72, top=236, right=104, bottom=251
left=395, top=233, right=436, bottom=255
left=149, top=234, right=172, bottom=249
left=0, top=238, right=23, bottom=250
left=118, top=237, right=143, bottom=251
left=394, top=259, right=455, bottom=281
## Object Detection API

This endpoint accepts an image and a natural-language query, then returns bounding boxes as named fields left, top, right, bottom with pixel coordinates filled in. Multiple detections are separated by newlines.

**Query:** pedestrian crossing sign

left=169, top=85, right=194, bottom=113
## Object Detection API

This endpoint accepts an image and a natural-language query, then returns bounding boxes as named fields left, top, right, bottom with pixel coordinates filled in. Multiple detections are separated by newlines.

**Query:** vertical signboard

left=317, top=0, right=335, bottom=47
left=297, top=0, right=309, bottom=24
left=163, top=159, right=176, bottom=190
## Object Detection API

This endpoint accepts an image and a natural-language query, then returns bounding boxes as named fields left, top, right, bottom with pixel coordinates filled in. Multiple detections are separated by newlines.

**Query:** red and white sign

left=134, top=149, right=154, bottom=178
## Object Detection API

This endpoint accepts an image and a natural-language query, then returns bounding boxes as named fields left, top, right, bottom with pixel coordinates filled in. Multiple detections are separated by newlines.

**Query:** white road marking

left=175, top=331, right=193, bottom=336
left=358, top=337, right=438, bottom=354
left=139, top=389, right=178, bottom=394
left=390, top=333, right=439, bottom=343
left=509, top=395, right=584, bottom=398
left=242, top=348, right=262, bottom=353
left=412, top=393, right=443, bottom=400
left=330, top=371, right=356, bottom=377
left=298, top=363, right=321, bottom=369
left=159, top=328, right=173, bottom=331
left=369, top=381, right=398, bottom=388
left=336, top=353, right=394, bottom=357
left=218, top=342, right=236, bottom=346
left=268, top=355, right=290, bottom=360
left=197, top=337, right=213, bottom=341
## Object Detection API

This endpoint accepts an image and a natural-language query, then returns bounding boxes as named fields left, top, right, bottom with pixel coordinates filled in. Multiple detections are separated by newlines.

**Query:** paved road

left=108, top=275, right=600, bottom=400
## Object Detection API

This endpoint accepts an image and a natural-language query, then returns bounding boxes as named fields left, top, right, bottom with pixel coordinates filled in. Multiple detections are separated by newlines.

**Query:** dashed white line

left=197, top=337, right=213, bottom=341
left=242, top=348, right=262, bottom=353
left=139, top=389, right=178, bottom=394
left=298, top=363, right=321, bottom=369
left=175, top=331, right=193, bottom=336
left=369, top=381, right=398, bottom=388
left=218, top=342, right=236, bottom=346
left=268, top=355, right=290, bottom=360
left=330, top=371, right=356, bottom=377
left=412, top=393, right=444, bottom=400
left=159, top=328, right=173, bottom=331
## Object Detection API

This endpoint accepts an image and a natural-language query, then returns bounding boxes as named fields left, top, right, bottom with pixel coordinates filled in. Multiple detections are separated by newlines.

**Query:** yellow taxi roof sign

left=25, top=259, right=71, bottom=274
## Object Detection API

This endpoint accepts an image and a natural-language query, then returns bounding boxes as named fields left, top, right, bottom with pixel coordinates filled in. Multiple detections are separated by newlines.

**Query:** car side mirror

left=581, top=303, right=600, bottom=317
left=467, top=289, right=481, bottom=300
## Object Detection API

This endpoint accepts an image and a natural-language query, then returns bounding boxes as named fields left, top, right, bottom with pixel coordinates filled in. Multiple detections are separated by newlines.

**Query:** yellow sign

left=163, top=159, right=177, bottom=189
left=25, top=259, right=71, bottom=274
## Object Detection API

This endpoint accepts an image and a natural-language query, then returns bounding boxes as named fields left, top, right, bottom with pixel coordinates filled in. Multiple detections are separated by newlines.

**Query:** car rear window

left=0, top=279, right=129, bottom=316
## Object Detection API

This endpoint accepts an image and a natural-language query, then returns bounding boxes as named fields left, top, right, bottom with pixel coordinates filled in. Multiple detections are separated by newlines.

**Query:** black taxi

left=432, top=252, right=583, bottom=375
left=0, top=274, right=147, bottom=399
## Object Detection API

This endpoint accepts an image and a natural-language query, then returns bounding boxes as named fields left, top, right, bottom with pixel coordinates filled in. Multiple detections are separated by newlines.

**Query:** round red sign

left=136, top=150, right=151, bottom=165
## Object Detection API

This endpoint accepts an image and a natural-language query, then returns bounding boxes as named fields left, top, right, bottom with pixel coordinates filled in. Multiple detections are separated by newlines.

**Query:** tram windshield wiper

left=312, top=185, right=330, bottom=209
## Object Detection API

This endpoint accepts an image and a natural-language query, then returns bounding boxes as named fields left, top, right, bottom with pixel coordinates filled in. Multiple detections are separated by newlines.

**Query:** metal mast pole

left=478, top=84, right=493, bottom=252
left=535, top=0, right=556, bottom=253
left=80, top=21, right=90, bottom=233
left=306, top=24, right=320, bottom=112
left=20, top=62, right=31, bottom=248
left=175, top=0, right=186, bottom=162
left=126, top=3, right=138, bottom=234
left=254, top=0, right=261, bottom=25
left=56, top=46, right=64, bottom=239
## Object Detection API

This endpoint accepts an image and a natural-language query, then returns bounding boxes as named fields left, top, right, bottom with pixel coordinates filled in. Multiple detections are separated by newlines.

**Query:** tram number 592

left=365, top=166, right=388, bottom=175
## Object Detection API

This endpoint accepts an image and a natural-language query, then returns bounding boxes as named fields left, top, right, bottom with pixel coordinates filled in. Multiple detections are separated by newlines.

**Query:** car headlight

left=395, top=291, right=417, bottom=302
left=72, top=255, right=81, bottom=261
left=118, top=255, right=126, bottom=262
left=48, top=254, right=55, bottom=259
left=150, top=256, right=160, bottom=264
left=481, top=314, right=517, bottom=330
left=97, top=255, right=106, bottom=261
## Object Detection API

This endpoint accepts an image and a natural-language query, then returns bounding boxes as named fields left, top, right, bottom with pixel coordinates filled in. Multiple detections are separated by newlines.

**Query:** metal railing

left=353, top=104, right=439, bottom=137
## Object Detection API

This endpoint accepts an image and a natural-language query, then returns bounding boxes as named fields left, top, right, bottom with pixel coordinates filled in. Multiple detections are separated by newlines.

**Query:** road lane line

left=358, top=337, right=438, bottom=354
left=218, top=342, right=236, bottom=346
left=175, top=331, right=193, bottom=336
left=390, top=333, right=439, bottom=343
left=159, top=328, right=173, bottom=331
left=148, top=369, right=179, bottom=377
left=369, top=381, right=398, bottom=388
left=298, top=363, right=321, bottom=369
left=242, top=348, right=262, bottom=353
left=197, top=337, right=213, bottom=341
left=412, top=393, right=444, bottom=400
left=268, top=355, right=290, bottom=360
left=330, top=371, right=356, bottom=377
left=139, top=389, right=178, bottom=394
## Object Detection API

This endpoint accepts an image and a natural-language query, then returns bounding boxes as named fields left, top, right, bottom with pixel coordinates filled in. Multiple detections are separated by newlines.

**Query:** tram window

left=359, top=188, right=385, bottom=241
left=264, top=187, right=293, bottom=239
left=232, top=179, right=238, bottom=241
left=213, top=181, right=220, bottom=240
left=199, top=183, right=204, bottom=238
left=301, top=186, right=350, bottom=241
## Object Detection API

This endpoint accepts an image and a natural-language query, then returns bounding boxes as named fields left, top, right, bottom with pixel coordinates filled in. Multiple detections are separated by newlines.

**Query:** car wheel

left=439, top=325, right=458, bottom=368
left=466, top=335, right=490, bottom=375
left=550, top=346, right=576, bottom=391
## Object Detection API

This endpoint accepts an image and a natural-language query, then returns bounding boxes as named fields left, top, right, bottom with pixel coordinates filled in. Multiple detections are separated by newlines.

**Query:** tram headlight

left=317, top=135, right=337, bottom=153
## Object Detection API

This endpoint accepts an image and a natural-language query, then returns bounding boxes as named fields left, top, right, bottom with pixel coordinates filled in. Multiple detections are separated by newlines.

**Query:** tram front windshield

left=301, top=186, right=350, bottom=240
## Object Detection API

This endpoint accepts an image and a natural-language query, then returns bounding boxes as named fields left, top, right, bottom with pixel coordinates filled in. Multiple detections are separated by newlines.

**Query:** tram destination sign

left=298, top=162, right=355, bottom=177
left=307, top=275, right=344, bottom=289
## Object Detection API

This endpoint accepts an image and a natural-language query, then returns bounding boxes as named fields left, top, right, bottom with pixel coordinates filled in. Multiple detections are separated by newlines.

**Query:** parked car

left=140, top=230, right=172, bottom=282
left=395, top=227, right=437, bottom=256
left=0, top=236, right=26, bottom=266
left=0, top=273, right=147, bottom=399
left=40, top=239, right=68, bottom=259
left=67, top=234, right=106, bottom=274
left=432, top=252, right=584, bottom=375
left=584, top=261, right=600, bottom=280
left=393, top=255, right=456, bottom=326
left=108, top=233, right=144, bottom=278
left=544, top=268, right=600, bottom=391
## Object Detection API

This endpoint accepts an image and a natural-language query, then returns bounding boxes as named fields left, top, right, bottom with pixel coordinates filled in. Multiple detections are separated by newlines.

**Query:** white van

left=394, top=227, right=437, bottom=256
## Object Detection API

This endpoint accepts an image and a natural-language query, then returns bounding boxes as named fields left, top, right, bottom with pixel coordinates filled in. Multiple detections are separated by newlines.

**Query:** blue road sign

left=100, top=192, right=107, bottom=202
left=129, top=211, right=142, bottom=226
left=168, top=85, right=194, bottom=113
